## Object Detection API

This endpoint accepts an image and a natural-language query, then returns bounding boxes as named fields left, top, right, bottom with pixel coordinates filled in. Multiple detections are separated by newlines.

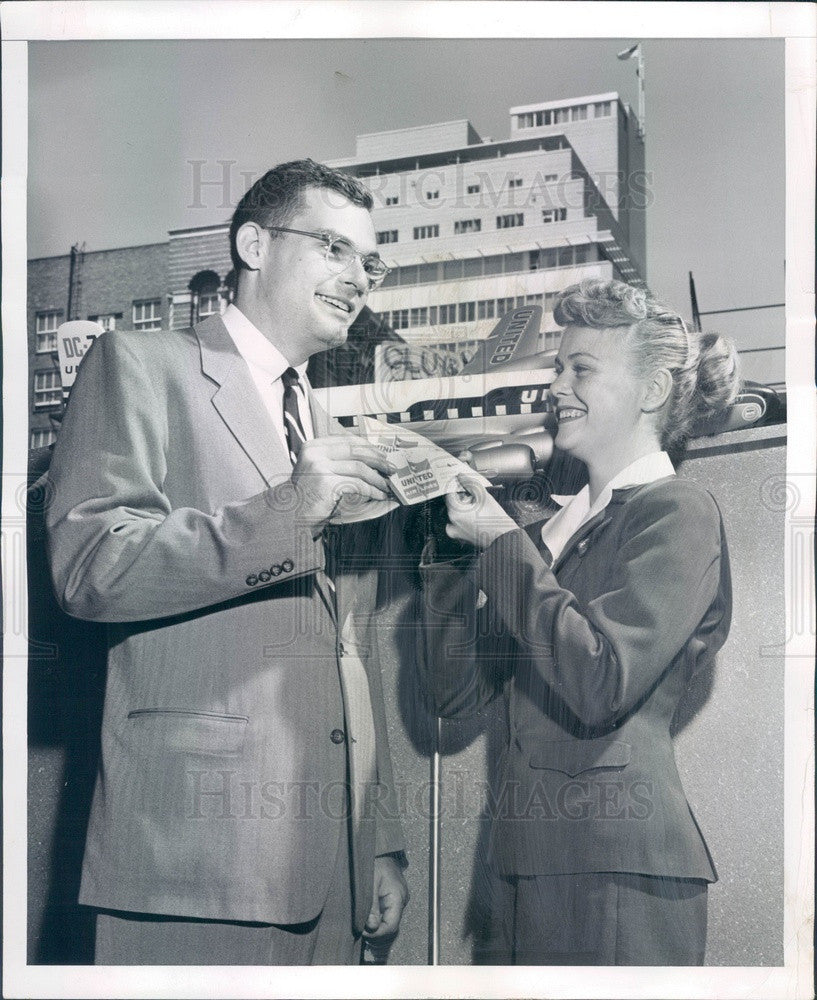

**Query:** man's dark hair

left=229, top=159, right=373, bottom=273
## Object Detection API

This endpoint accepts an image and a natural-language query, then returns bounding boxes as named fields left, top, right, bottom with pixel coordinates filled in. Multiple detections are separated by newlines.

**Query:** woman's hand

left=444, top=477, right=518, bottom=549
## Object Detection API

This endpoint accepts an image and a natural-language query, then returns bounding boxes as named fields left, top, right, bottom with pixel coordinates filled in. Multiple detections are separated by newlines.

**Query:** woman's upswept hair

left=553, top=278, right=741, bottom=456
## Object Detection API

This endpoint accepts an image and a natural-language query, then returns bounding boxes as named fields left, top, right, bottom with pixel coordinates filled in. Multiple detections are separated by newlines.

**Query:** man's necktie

left=281, top=367, right=307, bottom=465
left=281, top=366, right=337, bottom=618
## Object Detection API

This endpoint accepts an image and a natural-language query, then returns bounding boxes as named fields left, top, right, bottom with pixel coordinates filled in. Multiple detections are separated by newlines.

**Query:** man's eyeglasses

left=263, top=226, right=391, bottom=289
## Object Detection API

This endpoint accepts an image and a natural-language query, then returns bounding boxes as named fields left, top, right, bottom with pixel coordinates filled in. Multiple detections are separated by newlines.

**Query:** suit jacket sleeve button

left=258, top=570, right=271, bottom=583
left=270, top=564, right=282, bottom=576
left=246, top=574, right=258, bottom=586
left=330, top=728, right=346, bottom=745
left=282, top=559, right=294, bottom=573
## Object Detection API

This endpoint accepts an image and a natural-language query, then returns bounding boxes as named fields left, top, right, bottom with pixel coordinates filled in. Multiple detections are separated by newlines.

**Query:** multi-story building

left=330, top=91, right=645, bottom=349
left=27, top=92, right=645, bottom=452
left=28, top=242, right=170, bottom=450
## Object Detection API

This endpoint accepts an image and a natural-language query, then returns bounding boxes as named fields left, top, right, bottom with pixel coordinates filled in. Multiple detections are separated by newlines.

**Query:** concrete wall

left=27, top=427, right=784, bottom=965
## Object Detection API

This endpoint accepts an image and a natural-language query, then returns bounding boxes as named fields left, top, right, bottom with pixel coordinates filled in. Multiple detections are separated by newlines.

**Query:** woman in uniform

left=420, top=278, right=741, bottom=965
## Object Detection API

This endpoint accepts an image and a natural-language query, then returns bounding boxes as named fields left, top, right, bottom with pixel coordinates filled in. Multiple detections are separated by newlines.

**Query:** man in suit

left=45, top=159, right=408, bottom=965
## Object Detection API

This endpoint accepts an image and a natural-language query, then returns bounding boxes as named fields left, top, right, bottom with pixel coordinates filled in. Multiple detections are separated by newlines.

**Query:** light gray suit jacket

left=45, top=314, right=405, bottom=928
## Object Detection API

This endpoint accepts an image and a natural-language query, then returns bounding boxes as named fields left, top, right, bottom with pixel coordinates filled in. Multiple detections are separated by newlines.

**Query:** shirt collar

left=221, top=303, right=309, bottom=382
left=550, top=451, right=675, bottom=509
left=541, top=451, right=675, bottom=559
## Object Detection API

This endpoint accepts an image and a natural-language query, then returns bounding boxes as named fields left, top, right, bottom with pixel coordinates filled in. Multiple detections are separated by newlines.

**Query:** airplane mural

left=314, top=305, right=785, bottom=481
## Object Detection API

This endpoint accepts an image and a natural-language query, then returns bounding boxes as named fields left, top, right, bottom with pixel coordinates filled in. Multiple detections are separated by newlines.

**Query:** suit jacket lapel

left=307, top=383, right=334, bottom=440
left=551, top=509, right=612, bottom=574
left=196, top=314, right=290, bottom=486
left=548, top=478, right=675, bottom=574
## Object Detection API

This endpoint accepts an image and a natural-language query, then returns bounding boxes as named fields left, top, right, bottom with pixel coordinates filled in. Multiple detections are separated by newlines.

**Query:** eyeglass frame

left=262, top=225, right=391, bottom=288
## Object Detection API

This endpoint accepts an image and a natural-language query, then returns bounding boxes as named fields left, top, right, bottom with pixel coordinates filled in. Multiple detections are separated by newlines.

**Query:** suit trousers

left=93, top=813, right=360, bottom=965
left=475, top=870, right=708, bottom=966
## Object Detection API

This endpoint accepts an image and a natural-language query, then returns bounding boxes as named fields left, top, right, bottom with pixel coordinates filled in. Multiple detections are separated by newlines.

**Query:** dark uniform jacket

left=421, top=477, right=731, bottom=880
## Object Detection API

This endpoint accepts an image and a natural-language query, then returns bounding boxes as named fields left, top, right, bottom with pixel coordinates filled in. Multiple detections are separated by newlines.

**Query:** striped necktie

left=281, top=366, right=337, bottom=618
left=281, top=366, right=307, bottom=465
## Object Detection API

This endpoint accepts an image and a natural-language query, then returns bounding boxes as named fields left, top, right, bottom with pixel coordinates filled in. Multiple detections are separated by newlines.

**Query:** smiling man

left=45, top=160, right=408, bottom=965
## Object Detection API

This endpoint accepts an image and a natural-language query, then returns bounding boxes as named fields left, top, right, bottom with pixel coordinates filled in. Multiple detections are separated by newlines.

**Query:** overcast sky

left=27, top=38, right=784, bottom=381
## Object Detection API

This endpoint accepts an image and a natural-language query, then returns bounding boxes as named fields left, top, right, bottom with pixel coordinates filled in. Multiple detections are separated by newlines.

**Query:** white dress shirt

left=220, top=303, right=314, bottom=452
left=541, top=451, right=676, bottom=563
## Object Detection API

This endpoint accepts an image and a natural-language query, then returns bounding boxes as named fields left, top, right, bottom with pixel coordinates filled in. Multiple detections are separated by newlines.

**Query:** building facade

left=27, top=93, right=645, bottom=452
left=331, top=91, right=645, bottom=349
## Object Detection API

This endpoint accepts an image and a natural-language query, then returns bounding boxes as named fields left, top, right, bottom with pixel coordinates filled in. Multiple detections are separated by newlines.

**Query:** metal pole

left=689, top=271, right=702, bottom=331
left=699, top=303, right=785, bottom=316
left=428, top=715, right=442, bottom=965
left=637, top=45, right=646, bottom=138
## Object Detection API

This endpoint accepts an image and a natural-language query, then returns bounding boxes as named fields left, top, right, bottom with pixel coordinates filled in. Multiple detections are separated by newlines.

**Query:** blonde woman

left=421, top=279, right=741, bottom=965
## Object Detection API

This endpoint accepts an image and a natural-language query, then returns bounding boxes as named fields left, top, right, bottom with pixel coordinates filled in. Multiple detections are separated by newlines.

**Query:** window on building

left=477, top=299, right=496, bottom=320
left=413, top=225, right=439, bottom=240
left=538, top=110, right=553, bottom=126
left=373, top=247, right=588, bottom=290
left=595, top=101, right=612, bottom=117
left=571, top=105, right=588, bottom=121
left=496, top=297, right=515, bottom=316
left=438, top=304, right=457, bottom=325
left=133, top=299, right=162, bottom=330
left=517, top=113, right=534, bottom=129
left=509, top=177, right=523, bottom=189
left=466, top=183, right=481, bottom=195
left=385, top=195, right=399, bottom=206
left=35, top=310, right=61, bottom=353
left=525, top=294, right=544, bottom=306
left=88, top=312, right=122, bottom=331
left=425, top=190, right=440, bottom=201
left=409, top=308, right=428, bottom=327
left=541, top=207, right=567, bottom=224
left=554, top=108, right=570, bottom=124
left=198, top=293, right=222, bottom=319
left=390, top=309, right=409, bottom=330
left=34, top=371, right=62, bottom=409
left=497, top=213, right=524, bottom=229
left=544, top=173, right=558, bottom=182
left=377, top=230, right=399, bottom=244
left=454, top=219, right=481, bottom=235
left=30, top=428, right=57, bottom=449
left=458, top=302, right=476, bottom=323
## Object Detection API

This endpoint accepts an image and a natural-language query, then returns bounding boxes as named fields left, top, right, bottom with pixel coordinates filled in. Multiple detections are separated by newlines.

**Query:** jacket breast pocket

left=527, top=740, right=631, bottom=777
left=126, top=708, right=249, bottom=757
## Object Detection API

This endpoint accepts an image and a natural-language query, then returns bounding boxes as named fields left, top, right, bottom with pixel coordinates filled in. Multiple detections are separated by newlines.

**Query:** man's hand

left=362, top=855, right=409, bottom=957
left=290, top=437, right=397, bottom=532
left=444, top=476, right=517, bottom=550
